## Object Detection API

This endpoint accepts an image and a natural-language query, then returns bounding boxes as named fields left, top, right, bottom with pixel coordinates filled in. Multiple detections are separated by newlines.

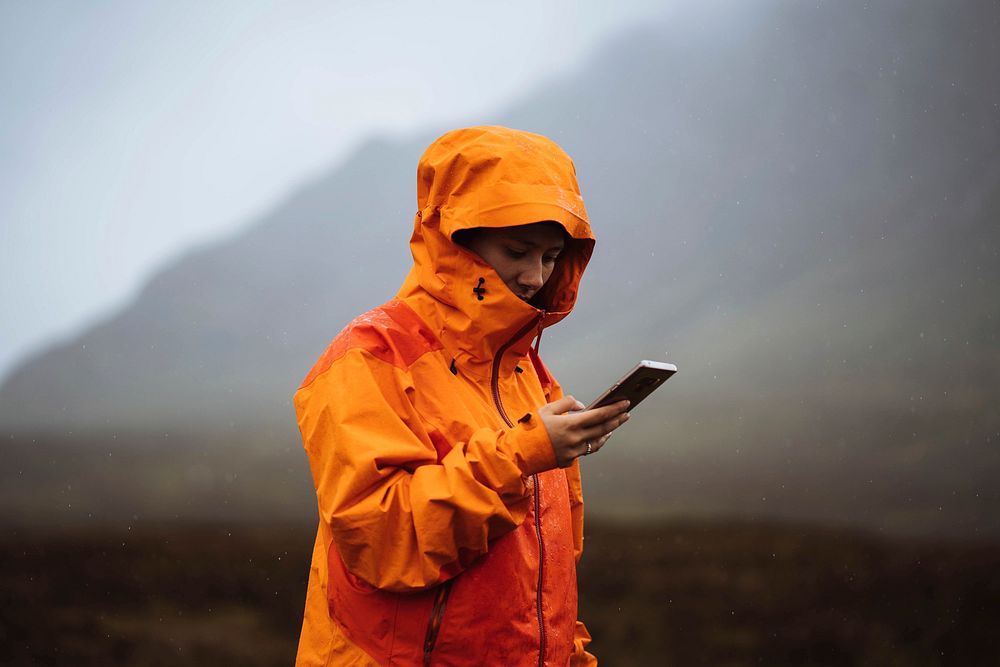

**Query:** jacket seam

left=298, top=337, right=443, bottom=393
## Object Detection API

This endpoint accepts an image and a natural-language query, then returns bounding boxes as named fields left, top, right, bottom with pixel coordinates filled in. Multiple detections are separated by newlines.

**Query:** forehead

left=496, top=221, right=566, bottom=248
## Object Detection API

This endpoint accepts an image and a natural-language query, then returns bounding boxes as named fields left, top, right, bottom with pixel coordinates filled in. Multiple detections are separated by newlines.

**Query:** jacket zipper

left=490, top=313, right=547, bottom=666
left=532, top=473, right=546, bottom=666
left=422, top=315, right=542, bottom=664
left=422, top=314, right=543, bottom=663
left=423, top=580, right=453, bottom=666
left=490, top=314, right=543, bottom=427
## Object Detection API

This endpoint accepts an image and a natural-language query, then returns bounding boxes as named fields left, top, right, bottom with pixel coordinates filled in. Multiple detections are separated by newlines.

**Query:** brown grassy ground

left=2, top=520, right=998, bottom=666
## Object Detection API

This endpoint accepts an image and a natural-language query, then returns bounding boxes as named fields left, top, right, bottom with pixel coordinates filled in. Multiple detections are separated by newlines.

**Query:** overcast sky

left=0, top=0, right=673, bottom=381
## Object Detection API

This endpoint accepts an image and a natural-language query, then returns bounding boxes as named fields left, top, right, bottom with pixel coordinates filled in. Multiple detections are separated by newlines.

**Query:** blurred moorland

left=3, top=520, right=998, bottom=666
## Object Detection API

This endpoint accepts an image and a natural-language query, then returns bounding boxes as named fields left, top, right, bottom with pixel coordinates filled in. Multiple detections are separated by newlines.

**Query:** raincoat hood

left=398, top=126, right=595, bottom=369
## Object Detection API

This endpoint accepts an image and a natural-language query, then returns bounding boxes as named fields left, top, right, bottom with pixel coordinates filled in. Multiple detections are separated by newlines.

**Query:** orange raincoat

left=294, top=126, right=598, bottom=666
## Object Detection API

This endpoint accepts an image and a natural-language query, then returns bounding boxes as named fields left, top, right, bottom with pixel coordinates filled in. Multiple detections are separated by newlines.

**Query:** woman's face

left=460, top=222, right=566, bottom=303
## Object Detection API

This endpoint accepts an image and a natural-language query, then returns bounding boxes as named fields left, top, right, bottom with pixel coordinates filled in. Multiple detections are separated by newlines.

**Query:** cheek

left=477, top=248, right=511, bottom=280
left=490, top=258, right=521, bottom=286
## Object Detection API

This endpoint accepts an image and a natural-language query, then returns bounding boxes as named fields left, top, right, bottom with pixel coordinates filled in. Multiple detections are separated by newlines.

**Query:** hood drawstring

left=473, top=277, right=487, bottom=301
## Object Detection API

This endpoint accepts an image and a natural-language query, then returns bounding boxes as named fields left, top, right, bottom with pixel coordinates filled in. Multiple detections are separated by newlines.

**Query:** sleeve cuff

left=509, top=412, right=557, bottom=475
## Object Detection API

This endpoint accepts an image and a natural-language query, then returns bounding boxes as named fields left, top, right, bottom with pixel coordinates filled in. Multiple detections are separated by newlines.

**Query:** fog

left=0, top=0, right=665, bottom=380
left=4, top=0, right=996, bottom=537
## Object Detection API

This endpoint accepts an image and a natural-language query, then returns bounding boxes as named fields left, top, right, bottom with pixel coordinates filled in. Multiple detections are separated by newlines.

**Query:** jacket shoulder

left=299, top=299, right=442, bottom=389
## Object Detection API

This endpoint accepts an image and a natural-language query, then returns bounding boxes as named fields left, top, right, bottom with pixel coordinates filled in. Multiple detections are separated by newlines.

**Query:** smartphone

left=585, top=360, right=677, bottom=411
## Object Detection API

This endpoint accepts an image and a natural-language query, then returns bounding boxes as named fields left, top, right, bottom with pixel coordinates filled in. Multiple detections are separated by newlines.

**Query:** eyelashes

left=505, top=247, right=561, bottom=263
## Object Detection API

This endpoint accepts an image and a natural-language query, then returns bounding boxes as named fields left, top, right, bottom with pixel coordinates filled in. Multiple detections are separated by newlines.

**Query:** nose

left=518, top=259, right=545, bottom=292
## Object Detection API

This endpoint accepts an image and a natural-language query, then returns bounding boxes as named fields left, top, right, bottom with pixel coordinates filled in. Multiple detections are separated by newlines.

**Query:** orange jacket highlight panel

left=294, top=126, right=598, bottom=666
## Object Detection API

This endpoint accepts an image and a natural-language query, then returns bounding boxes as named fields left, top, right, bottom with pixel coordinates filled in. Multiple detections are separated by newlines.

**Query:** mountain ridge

left=3, top=0, right=997, bottom=536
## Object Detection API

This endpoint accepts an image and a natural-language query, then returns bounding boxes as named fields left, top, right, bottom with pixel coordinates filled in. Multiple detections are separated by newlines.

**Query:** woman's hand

left=537, top=396, right=630, bottom=468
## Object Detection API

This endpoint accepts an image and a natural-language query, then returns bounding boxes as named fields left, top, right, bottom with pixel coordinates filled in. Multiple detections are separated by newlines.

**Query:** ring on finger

left=585, top=442, right=593, bottom=456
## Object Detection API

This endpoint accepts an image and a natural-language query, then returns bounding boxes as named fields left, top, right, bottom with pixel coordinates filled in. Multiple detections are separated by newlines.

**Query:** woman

left=294, top=126, right=629, bottom=666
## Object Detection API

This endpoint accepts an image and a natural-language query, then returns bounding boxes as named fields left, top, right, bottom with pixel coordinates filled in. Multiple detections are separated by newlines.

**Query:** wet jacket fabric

left=294, top=126, right=598, bottom=666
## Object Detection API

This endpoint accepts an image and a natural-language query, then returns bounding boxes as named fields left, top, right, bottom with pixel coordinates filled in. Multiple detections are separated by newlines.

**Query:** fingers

left=539, top=396, right=631, bottom=467
left=539, top=395, right=583, bottom=416
left=581, top=433, right=612, bottom=456
left=569, top=400, right=630, bottom=428
left=574, top=412, right=629, bottom=463
left=579, top=410, right=629, bottom=442
left=568, top=403, right=630, bottom=443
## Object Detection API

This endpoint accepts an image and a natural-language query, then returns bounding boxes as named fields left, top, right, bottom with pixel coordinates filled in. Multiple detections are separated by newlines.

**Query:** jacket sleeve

left=295, top=346, right=558, bottom=593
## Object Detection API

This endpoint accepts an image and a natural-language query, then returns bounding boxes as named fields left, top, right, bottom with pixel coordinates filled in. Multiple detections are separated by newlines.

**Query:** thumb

left=542, top=395, right=581, bottom=416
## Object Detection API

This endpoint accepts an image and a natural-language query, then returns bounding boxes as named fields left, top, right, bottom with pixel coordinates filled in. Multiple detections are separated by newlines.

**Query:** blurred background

left=2, top=0, right=998, bottom=664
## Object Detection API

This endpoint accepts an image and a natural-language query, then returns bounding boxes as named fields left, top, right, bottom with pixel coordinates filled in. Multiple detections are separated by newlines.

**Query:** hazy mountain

left=2, top=0, right=998, bottom=536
